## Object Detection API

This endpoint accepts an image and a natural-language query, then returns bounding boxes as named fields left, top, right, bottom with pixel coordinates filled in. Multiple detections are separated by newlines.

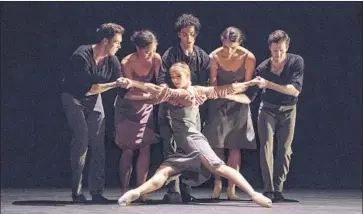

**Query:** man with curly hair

left=156, top=14, right=211, bottom=203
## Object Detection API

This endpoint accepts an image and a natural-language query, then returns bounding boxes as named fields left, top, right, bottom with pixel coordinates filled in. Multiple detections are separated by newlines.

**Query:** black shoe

left=273, top=191, right=285, bottom=202
left=91, top=194, right=110, bottom=204
left=163, top=192, right=183, bottom=204
left=263, top=191, right=275, bottom=200
left=72, top=194, right=87, bottom=203
left=180, top=183, right=197, bottom=202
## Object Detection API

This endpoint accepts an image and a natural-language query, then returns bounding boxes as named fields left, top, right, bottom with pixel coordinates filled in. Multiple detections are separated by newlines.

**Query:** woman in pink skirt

left=114, top=30, right=161, bottom=201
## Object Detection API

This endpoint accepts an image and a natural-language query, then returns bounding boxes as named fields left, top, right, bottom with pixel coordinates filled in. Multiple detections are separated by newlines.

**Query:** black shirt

left=252, top=53, right=304, bottom=106
left=157, top=44, right=211, bottom=87
left=62, top=45, right=123, bottom=98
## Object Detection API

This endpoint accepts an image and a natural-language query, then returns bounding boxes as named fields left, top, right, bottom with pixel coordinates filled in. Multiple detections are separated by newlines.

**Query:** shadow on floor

left=11, top=198, right=298, bottom=206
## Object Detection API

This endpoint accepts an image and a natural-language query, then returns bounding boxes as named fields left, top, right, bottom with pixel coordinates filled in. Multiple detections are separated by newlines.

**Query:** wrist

left=129, top=80, right=135, bottom=88
left=266, top=80, right=272, bottom=89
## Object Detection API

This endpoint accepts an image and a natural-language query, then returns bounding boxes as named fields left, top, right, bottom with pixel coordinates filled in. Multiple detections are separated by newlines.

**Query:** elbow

left=292, top=90, right=300, bottom=97
left=85, top=85, right=100, bottom=96
left=85, top=91, right=95, bottom=96
left=288, top=84, right=300, bottom=97
left=244, top=96, right=252, bottom=104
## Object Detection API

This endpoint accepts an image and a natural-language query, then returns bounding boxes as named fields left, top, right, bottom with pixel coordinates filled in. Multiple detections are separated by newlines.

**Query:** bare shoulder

left=121, top=53, right=136, bottom=66
left=210, top=47, right=223, bottom=62
left=153, top=53, right=162, bottom=65
left=246, top=51, right=256, bottom=61
left=121, top=54, right=133, bottom=65
left=210, top=47, right=223, bottom=57
left=236, top=47, right=255, bottom=61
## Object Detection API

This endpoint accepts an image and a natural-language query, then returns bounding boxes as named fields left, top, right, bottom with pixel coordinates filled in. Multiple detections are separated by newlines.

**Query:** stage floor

left=1, top=188, right=361, bottom=214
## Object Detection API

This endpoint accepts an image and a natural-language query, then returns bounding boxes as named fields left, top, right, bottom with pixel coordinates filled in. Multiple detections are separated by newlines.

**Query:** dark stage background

left=1, top=2, right=362, bottom=190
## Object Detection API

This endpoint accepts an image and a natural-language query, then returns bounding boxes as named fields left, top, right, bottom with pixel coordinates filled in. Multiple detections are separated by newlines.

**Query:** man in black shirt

left=61, top=23, right=126, bottom=203
left=156, top=14, right=211, bottom=203
left=251, top=30, right=304, bottom=202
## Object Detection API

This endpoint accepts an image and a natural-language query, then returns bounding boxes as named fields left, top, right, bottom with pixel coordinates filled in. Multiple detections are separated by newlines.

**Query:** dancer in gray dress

left=114, top=30, right=161, bottom=200
left=203, top=27, right=257, bottom=200
left=117, top=62, right=272, bottom=208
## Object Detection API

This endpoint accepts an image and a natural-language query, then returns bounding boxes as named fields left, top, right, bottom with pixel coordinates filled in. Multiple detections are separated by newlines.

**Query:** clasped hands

left=116, top=77, right=164, bottom=98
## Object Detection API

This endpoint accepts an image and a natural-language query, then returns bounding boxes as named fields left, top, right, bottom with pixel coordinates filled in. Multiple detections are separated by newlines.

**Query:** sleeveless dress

left=114, top=67, right=157, bottom=150
left=202, top=56, right=256, bottom=150
left=156, top=86, right=232, bottom=186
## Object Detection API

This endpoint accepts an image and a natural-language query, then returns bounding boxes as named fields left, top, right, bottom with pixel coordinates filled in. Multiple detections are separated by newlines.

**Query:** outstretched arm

left=118, top=77, right=194, bottom=105
left=194, top=81, right=255, bottom=100
left=86, top=81, right=120, bottom=96
left=224, top=94, right=252, bottom=104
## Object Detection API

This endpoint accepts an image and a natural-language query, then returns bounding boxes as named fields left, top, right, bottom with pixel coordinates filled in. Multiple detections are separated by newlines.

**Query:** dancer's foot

left=72, top=194, right=87, bottom=204
left=211, top=183, right=222, bottom=199
left=251, top=192, right=272, bottom=208
left=91, top=194, right=110, bottom=204
left=134, top=194, right=149, bottom=203
left=227, top=187, right=240, bottom=201
left=118, top=189, right=140, bottom=206
left=263, top=191, right=275, bottom=200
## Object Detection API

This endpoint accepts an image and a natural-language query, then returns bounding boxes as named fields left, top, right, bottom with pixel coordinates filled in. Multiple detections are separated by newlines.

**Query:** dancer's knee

left=213, top=165, right=225, bottom=176
left=150, top=166, right=174, bottom=189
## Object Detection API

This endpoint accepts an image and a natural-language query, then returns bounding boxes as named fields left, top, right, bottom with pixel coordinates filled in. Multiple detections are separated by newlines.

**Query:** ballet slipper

left=118, top=189, right=141, bottom=206
left=251, top=192, right=272, bottom=208
left=134, top=194, right=149, bottom=203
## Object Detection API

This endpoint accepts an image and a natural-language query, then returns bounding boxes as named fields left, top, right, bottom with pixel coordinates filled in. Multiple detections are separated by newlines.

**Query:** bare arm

left=224, top=94, right=252, bottom=104
left=86, top=82, right=120, bottom=96
left=267, top=82, right=300, bottom=97
left=209, top=53, right=218, bottom=86
left=194, top=81, right=254, bottom=100
left=250, top=76, right=299, bottom=97
left=244, top=52, right=256, bottom=82
left=124, top=92, right=153, bottom=100
left=266, top=56, right=304, bottom=97
left=119, top=78, right=194, bottom=105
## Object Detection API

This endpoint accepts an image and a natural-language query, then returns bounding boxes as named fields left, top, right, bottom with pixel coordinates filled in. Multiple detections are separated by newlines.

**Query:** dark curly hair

left=174, top=14, right=201, bottom=35
left=220, top=26, right=245, bottom=45
left=130, top=30, right=157, bottom=49
left=96, top=23, right=125, bottom=42
left=268, top=30, right=290, bottom=47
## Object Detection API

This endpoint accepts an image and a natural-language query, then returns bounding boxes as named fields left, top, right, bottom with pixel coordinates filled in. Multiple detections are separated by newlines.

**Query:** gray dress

left=202, top=60, right=257, bottom=150
left=160, top=88, right=226, bottom=186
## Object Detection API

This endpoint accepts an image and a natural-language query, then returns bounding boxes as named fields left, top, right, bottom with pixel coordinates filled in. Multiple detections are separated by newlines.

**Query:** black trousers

left=258, top=101, right=297, bottom=192
left=61, top=92, right=106, bottom=196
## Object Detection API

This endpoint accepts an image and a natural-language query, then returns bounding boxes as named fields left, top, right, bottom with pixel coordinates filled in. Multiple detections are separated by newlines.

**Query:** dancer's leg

left=119, top=149, right=134, bottom=194
left=118, top=165, right=178, bottom=206
left=211, top=148, right=224, bottom=199
left=136, top=145, right=151, bottom=201
left=226, top=149, right=241, bottom=200
left=199, top=156, right=272, bottom=208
